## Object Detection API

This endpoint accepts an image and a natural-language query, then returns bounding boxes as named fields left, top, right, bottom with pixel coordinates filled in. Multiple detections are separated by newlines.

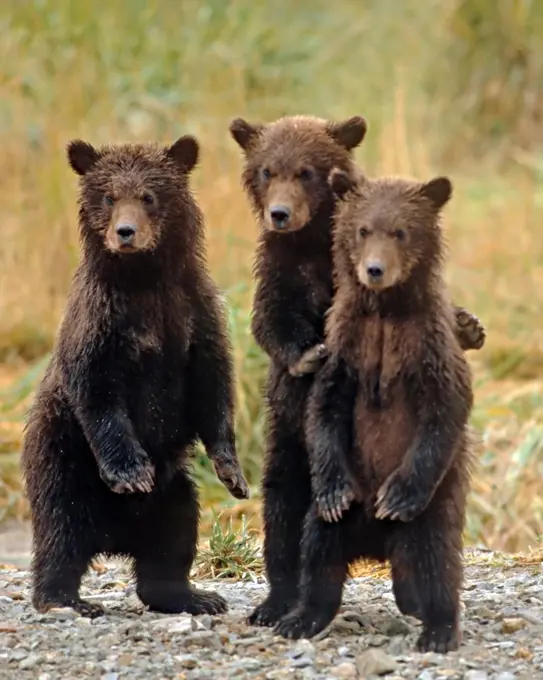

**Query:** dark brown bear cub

left=275, top=169, right=473, bottom=653
left=230, top=115, right=485, bottom=629
left=21, top=136, right=249, bottom=618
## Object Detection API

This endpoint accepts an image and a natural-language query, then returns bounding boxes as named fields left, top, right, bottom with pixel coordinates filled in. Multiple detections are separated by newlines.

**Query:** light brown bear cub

left=275, top=169, right=473, bottom=654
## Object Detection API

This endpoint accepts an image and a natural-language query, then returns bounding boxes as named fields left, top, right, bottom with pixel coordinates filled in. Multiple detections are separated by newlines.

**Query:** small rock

left=19, top=653, right=41, bottom=670
left=501, top=618, right=526, bottom=634
left=185, top=630, right=222, bottom=649
left=169, top=618, right=197, bottom=634
left=519, top=609, right=543, bottom=625
left=174, top=654, right=198, bottom=669
left=45, top=607, right=79, bottom=621
left=494, top=673, right=516, bottom=680
left=464, top=672, right=488, bottom=680
left=382, top=617, right=412, bottom=636
left=75, top=616, right=92, bottom=626
left=101, top=675, right=119, bottom=680
left=387, top=636, right=409, bottom=656
left=290, top=639, right=316, bottom=660
left=342, top=610, right=371, bottom=627
left=291, top=657, right=313, bottom=668
left=356, top=648, right=398, bottom=676
left=515, top=647, right=533, bottom=660
left=117, top=653, right=134, bottom=667
left=417, top=672, right=434, bottom=680
left=332, top=661, right=357, bottom=678
left=367, top=634, right=389, bottom=647
left=473, top=606, right=495, bottom=620
left=199, top=614, right=214, bottom=629
left=333, top=618, right=363, bottom=634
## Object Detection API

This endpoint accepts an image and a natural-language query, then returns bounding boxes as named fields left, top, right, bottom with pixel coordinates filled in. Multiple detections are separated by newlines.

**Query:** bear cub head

left=67, top=136, right=199, bottom=255
left=329, top=168, right=453, bottom=291
left=229, top=115, right=367, bottom=233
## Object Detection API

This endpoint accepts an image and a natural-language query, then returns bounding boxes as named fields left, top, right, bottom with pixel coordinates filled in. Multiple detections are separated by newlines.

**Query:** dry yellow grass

left=0, top=0, right=542, bottom=553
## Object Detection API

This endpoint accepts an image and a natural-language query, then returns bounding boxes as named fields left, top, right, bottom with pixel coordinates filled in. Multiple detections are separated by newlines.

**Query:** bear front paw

left=211, top=447, right=250, bottom=500
left=289, top=343, right=328, bottom=377
left=99, top=450, right=155, bottom=494
left=455, top=307, right=486, bottom=351
left=375, top=470, right=428, bottom=522
left=315, top=480, right=357, bottom=523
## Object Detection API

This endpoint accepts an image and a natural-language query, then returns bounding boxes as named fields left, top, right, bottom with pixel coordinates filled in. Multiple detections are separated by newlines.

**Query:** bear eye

left=261, top=168, right=271, bottom=181
left=142, top=193, right=155, bottom=206
left=359, top=227, right=369, bottom=238
left=104, top=195, right=114, bottom=207
left=394, top=229, right=406, bottom=240
left=299, top=168, right=313, bottom=181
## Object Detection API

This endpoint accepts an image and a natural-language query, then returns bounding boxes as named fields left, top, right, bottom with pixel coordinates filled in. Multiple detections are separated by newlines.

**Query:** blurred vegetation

left=0, top=0, right=542, bottom=553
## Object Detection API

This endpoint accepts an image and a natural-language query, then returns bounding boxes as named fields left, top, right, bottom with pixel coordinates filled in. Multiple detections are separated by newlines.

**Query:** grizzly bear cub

left=275, top=169, right=473, bottom=654
left=21, top=136, right=249, bottom=618
left=229, top=114, right=484, bottom=629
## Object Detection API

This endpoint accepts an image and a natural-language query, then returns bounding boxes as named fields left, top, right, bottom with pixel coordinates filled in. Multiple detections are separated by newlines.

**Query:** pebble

left=45, top=606, right=79, bottom=621
left=501, top=618, right=526, bottom=634
left=0, top=551, right=541, bottom=679
left=332, top=661, right=358, bottom=677
left=19, top=653, right=41, bottom=669
left=464, top=672, right=489, bottom=680
left=356, top=648, right=398, bottom=675
left=417, top=672, right=434, bottom=680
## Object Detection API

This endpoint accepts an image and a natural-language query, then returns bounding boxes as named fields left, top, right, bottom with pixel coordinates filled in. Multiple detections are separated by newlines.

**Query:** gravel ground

left=0, top=548, right=542, bottom=679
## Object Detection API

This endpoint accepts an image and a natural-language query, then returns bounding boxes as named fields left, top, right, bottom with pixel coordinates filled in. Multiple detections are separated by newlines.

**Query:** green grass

left=0, top=0, right=542, bottom=553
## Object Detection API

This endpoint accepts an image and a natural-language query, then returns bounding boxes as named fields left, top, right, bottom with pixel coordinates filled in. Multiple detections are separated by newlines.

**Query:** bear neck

left=355, top=259, right=444, bottom=318
left=78, top=212, right=203, bottom=293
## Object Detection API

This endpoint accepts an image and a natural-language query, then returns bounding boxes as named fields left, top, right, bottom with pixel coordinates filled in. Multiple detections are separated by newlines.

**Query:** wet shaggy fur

left=229, top=114, right=484, bottom=629
left=21, top=136, right=249, bottom=619
left=275, top=171, right=474, bottom=654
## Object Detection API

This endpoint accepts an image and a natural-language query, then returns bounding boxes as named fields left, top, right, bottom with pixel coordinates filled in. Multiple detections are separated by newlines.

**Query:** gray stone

left=19, top=653, right=41, bottom=669
left=464, top=672, right=489, bottom=680
left=356, top=648, right=398, bottom=676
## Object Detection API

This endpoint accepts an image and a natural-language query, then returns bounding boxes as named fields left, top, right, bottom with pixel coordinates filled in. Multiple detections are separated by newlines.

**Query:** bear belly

left=352, top=385, right=418, bottom=500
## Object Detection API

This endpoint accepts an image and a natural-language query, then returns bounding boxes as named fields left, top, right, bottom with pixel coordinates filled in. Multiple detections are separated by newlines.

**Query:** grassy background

left=0, top=0, right=542, bottom=553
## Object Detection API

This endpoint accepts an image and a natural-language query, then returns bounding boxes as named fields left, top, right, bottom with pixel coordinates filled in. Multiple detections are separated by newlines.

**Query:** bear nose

left=116, top=224, right=137, bottom=243
left=367, top=263, right=385, bottom=280
left=269, top=205, right=291, bottom=229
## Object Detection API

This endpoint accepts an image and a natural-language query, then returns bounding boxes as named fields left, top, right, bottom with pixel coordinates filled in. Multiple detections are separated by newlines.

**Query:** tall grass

left=0, top=0, right=542, bottom=552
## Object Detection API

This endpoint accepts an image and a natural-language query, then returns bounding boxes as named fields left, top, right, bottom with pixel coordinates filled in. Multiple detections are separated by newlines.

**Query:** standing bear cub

left=229, top=114, right=484, bottom=629
left=275, top=169, right=474, bottom=653
left=21, top=136, right=249, bottom=618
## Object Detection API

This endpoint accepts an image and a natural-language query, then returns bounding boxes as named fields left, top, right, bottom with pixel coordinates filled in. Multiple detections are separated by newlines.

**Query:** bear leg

left=133, top=470, right=226, bottom=615
left=274, top=505, right=351, bottom=639
left=389, top=498, right=463, bottom=653
left=248, top=430, right=312, bottom=627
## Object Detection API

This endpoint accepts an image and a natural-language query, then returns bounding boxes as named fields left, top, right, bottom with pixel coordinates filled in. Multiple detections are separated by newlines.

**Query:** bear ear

left=328, top=168, right=357, bottom=199
left=419, top=176, right=453, bottom=210
left=67, top=140, right=101, bottom=176
left=327, top=116, right=367, bottom=151
left=167, top=135, right=199, bottom=173
left=229, top=118, right=264, bottom=150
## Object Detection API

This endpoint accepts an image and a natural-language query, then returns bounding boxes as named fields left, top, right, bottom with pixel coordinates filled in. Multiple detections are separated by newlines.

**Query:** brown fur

left=275, top=170, right=474, bottom=654
left=229, top=114, right=369, bottom=628
left=21, top=136, right=248, bottom=619
left=230, top=114, right=484, bottom=631
left=230, top=115, right=367, bottom=233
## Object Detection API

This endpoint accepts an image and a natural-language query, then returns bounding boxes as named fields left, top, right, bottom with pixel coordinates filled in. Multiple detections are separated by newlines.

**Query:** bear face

left=229, top=115, right=367, bottom=233
left=67, top=136, right=199, bottom=254
left=329, top=169, right=452, bottom=291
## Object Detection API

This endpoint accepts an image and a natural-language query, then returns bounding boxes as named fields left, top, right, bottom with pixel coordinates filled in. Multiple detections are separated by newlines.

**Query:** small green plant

left=193, top=511, right=263, bottom=581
